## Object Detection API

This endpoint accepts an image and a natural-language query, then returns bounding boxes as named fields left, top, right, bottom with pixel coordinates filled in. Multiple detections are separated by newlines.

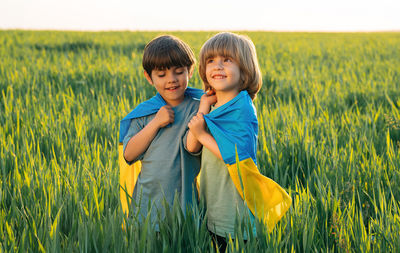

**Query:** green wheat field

left=1, top=30, right=399, bottom=252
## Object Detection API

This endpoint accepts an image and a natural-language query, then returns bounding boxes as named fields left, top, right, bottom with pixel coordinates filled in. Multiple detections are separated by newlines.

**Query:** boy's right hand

left=153, top=105, right=174, bottom=128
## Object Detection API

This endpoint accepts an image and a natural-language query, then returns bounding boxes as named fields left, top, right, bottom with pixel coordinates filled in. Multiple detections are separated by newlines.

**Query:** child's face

left=205, top=55, right=240, bottom=93
left=144, top=66, right=192, bottom=107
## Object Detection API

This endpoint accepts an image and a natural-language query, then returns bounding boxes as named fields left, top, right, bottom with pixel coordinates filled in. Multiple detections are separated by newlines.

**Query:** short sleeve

left=122, top=117, right=146, bottom=164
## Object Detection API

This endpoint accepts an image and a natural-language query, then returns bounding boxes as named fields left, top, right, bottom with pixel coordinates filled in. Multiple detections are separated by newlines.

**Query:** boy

left=119, top=35, right=203, bottom=228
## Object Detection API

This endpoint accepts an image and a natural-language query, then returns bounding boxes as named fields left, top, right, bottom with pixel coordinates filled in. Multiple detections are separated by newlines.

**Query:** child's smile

left=211, top=74, right=227, bottom=79
left=165, top=85, right=180, bottom=91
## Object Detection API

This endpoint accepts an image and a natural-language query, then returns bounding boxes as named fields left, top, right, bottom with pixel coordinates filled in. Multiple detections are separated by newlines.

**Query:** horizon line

left=1, top=28, right=400, bottom=33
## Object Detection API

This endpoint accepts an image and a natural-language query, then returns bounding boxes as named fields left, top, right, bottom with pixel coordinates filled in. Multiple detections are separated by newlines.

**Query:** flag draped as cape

left=118, top=87, right=204, bottom=215
left=202, top=90, right=292, bottom=231
left=119, top=88, right=291, bottom=231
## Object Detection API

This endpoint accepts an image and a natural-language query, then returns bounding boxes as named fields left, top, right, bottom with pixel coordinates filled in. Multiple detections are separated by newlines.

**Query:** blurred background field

left=0, top=30, right=399, bottom=252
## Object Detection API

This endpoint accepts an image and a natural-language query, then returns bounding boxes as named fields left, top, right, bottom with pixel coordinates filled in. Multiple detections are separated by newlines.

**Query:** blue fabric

left=119, top=87, right=204, bottom=143
left=203, top=91, right=258, bottom=165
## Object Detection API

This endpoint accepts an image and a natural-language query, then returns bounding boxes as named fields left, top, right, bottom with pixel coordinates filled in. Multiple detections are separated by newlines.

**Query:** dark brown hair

left=142, top=35, right=196, bottom=75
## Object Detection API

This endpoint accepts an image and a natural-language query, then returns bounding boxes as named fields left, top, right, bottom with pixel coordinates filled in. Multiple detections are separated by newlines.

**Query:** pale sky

left=0, top=0, right=399, bottom=31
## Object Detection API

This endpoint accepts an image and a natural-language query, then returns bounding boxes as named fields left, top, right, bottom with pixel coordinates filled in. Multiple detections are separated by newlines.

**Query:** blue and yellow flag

left=202, top=90, right=292, bottom=231
left=118, top=87, right=204, bottom=215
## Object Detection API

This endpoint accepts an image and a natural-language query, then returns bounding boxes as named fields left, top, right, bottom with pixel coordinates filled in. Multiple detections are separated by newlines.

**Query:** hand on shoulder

left=153, top=105, right=174, bottom=128
left=199, top=89, right=217, bottom=114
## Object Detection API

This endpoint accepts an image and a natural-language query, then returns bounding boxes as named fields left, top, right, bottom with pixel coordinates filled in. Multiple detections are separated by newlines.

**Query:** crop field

left=0, top=30, right=399, bottom=252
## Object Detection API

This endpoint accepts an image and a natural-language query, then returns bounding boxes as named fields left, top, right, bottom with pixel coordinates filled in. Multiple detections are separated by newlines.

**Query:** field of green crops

left=1, top=30, right=399, bottom=252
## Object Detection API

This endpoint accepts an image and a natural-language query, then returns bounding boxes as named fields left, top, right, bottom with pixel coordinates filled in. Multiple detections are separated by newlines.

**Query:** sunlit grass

left=0, top=30, right=399, bottom=252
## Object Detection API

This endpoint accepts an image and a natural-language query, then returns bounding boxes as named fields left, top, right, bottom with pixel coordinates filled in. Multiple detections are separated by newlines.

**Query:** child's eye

left=175, top=68, right=184, bottom=74
left=224, top=58, right=232, bottom=62
left=158, top=73, right=165, bottom=77
left=206, top=59, right=214, bottom=64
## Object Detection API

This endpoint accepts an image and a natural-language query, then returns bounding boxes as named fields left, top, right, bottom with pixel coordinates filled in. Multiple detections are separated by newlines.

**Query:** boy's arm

left=186, top=92, right=217, bottom=153
left=124, top=105, right=174, bottom=162
left=185, top=131, right=203, bottom=154
left=188, top=112, right=223, bottom=160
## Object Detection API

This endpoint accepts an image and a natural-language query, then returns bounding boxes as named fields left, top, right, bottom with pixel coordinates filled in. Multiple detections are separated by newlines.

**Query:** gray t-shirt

left=122, top=95, right=201, bottom=227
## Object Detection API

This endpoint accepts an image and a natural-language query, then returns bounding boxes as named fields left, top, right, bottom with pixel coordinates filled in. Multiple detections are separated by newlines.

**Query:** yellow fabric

left=196, top=157, right=291, bottom=232
left=227, top=158, right=292, bottom=232
left=120, top=139, right=291, bottom=230
left=119, top=143, right=141, bottom=215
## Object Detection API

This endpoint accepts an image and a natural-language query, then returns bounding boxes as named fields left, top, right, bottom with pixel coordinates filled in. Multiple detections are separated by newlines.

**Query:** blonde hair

left=199, top=32, right=262, bottom=100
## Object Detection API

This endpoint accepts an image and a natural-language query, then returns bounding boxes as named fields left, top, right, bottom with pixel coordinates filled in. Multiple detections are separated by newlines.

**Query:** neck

left=214, top=89, right=240, bottom=108
left=166, top=96, right=185, bottom=107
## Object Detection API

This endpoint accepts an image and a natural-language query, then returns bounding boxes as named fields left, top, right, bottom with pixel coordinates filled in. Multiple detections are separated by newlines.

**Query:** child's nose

left=214, top=60, right=223, bottom=70
left=167, top=73, right=178, bottom=83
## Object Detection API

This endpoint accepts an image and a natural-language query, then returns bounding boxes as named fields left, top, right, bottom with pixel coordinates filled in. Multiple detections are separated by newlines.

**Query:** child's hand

left=199, top=89, right=217, bottom=114
left=188, top=112, right=207, bottom=139
left=153, top=105, right=174, bottom=128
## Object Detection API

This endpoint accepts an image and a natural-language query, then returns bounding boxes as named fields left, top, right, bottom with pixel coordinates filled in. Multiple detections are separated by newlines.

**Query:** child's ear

left=144, top=71, right=153, bottom=85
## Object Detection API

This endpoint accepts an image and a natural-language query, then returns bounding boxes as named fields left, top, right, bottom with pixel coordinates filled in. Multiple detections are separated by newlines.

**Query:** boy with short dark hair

left=119, top=35, right=203, bottom=228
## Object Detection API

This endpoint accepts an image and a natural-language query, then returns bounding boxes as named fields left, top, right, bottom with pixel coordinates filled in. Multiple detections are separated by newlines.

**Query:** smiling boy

left=119, top=35, right=203, bottom=228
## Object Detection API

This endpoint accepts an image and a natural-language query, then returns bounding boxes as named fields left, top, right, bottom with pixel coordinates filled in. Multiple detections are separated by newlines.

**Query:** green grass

left=1, top=30, right=399, bottom=252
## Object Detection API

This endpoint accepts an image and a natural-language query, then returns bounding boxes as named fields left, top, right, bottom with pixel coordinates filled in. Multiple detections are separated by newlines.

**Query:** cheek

left=234, top=67, right=241, bottom=81
left=205, top=69, right=211, bottom=80
left=205, top=66, right=212, bottom=75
